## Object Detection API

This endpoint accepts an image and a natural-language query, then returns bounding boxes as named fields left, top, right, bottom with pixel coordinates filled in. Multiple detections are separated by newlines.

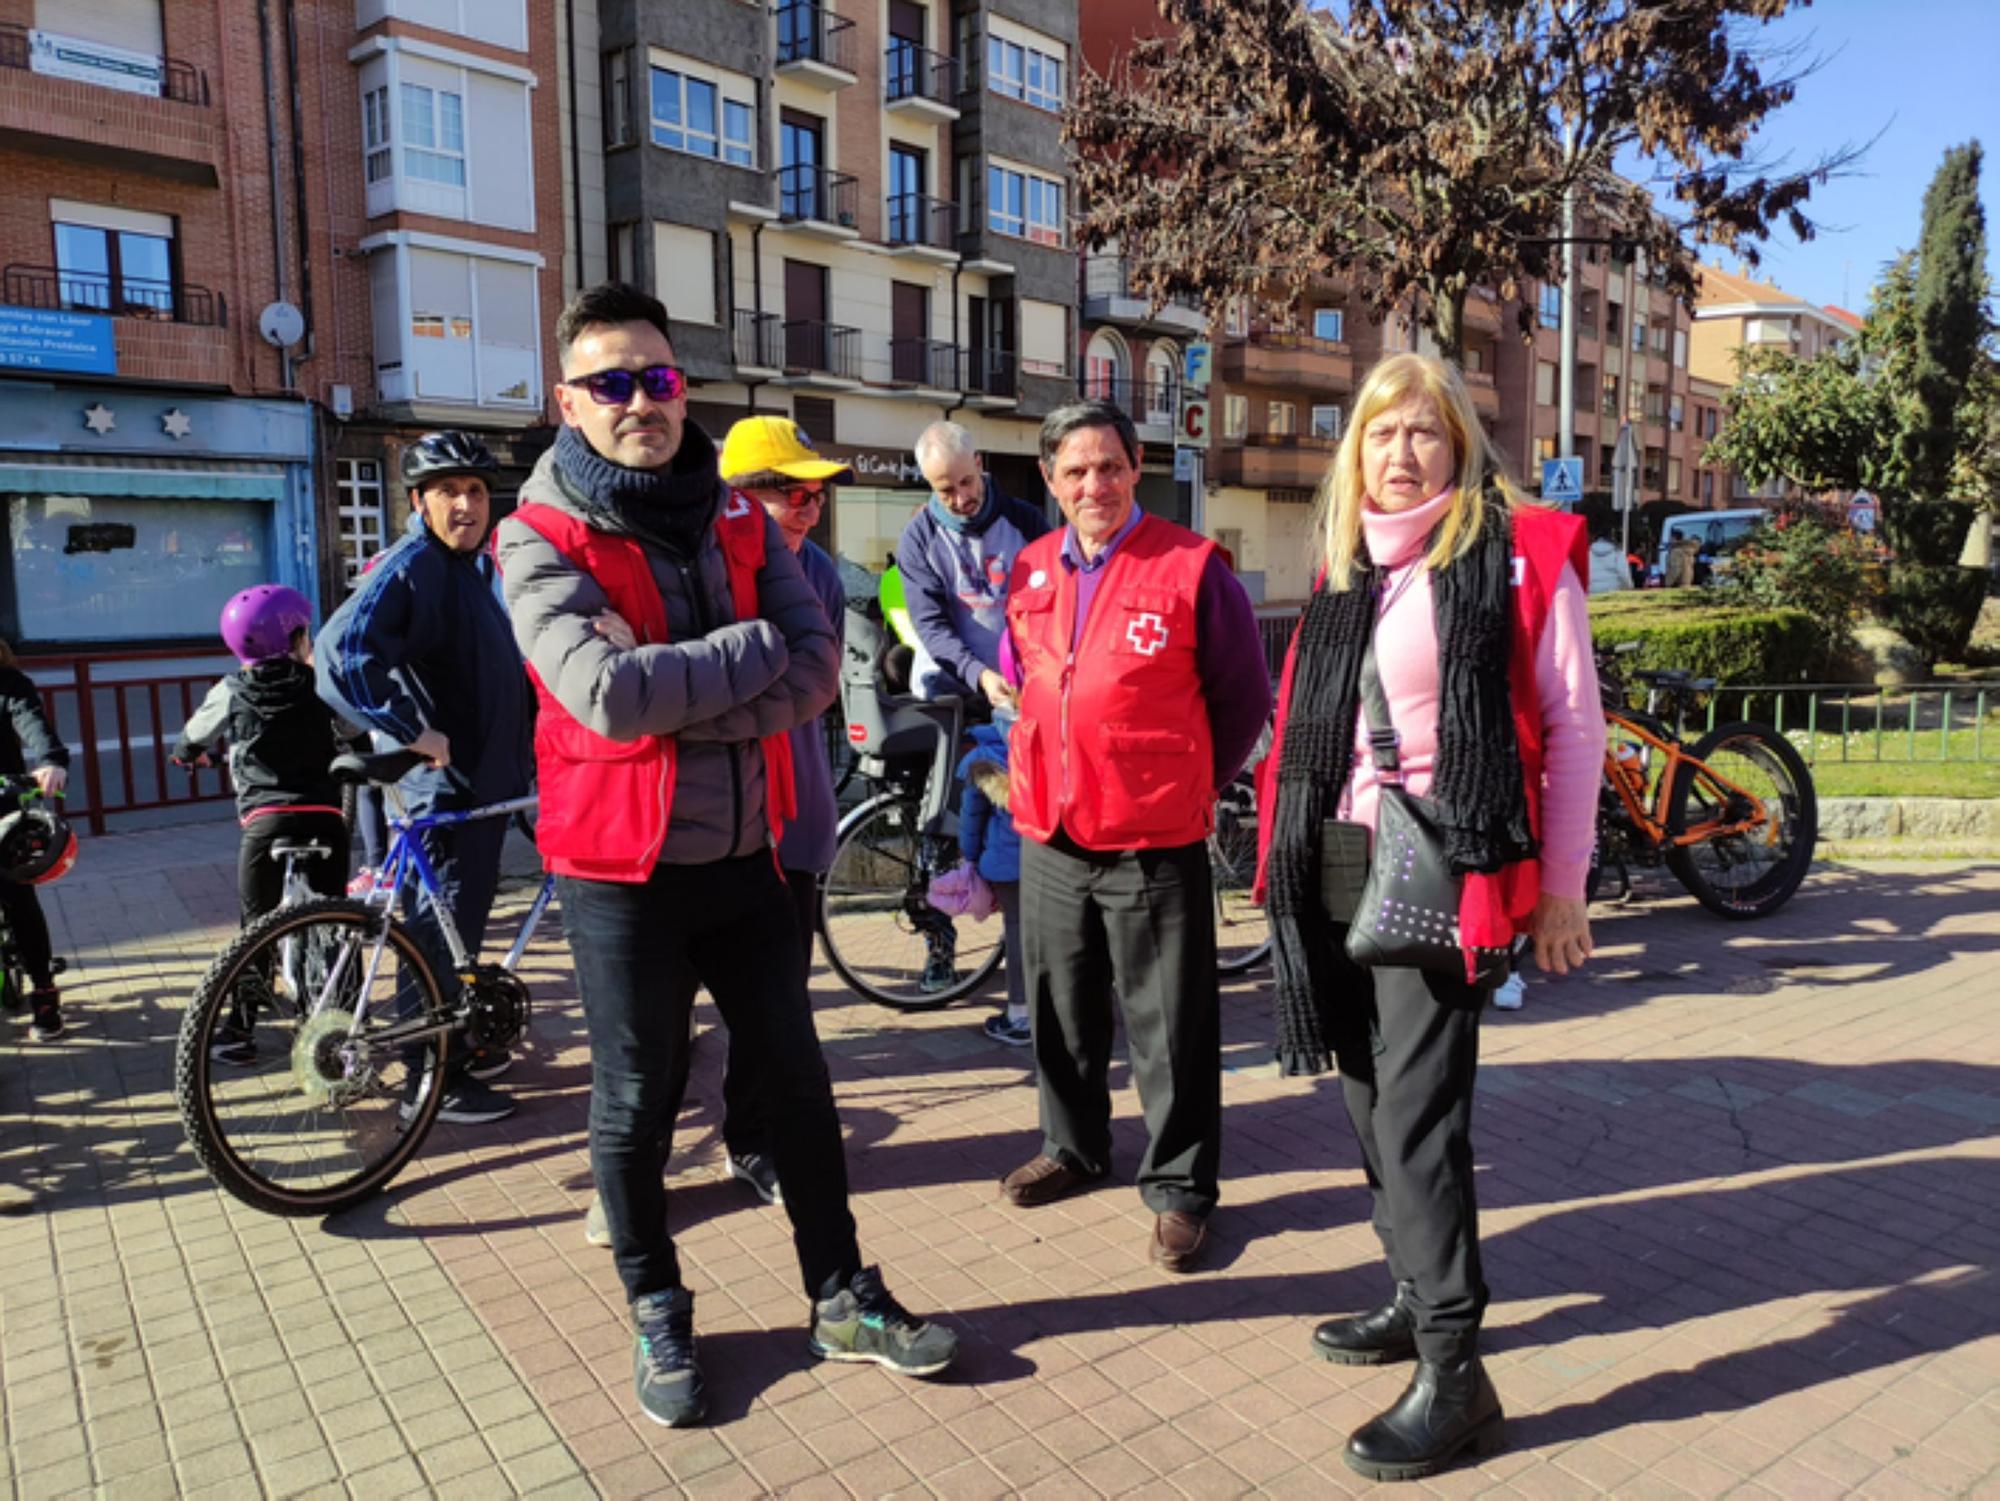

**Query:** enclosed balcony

left=774, top=3, right=857, bottom=90
left=884, top=42, right=959, bottom=122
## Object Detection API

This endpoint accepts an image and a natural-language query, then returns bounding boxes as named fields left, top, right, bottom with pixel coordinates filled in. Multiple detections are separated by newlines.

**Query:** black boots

left=1311, top=1280, right=1417, bottom=1365
left=1344, top=1349, right=1506, bottom=1482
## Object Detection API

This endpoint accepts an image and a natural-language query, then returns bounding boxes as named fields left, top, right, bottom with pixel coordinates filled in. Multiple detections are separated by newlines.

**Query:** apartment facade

left=597, top=0, right=1077, bottom=570
left=0, top=0, right=568, bottom=659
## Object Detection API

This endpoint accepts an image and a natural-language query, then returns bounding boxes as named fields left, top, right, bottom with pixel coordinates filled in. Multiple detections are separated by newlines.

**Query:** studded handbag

left=1343, top=646, right=1507, bottom=985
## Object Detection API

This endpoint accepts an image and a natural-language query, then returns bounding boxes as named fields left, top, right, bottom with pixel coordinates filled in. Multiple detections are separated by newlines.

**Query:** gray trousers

left=1020, top=830, right=1220, bottom=1217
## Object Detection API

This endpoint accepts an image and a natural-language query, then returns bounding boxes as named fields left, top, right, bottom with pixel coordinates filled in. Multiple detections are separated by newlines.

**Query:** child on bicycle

left=174, top=586, right=351, bottom=1063
left=0, top=638, right=73, bottom=1041
left=958, top=717, right=1028, bottom=1046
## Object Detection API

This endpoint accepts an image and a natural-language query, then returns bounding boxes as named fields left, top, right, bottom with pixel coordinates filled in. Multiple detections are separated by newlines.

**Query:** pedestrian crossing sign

left=1541, top=456, right=1584, bottom=505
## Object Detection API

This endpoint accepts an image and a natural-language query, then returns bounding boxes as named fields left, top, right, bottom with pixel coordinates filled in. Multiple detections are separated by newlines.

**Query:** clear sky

left=1693, top=0, right=2000, bottom=315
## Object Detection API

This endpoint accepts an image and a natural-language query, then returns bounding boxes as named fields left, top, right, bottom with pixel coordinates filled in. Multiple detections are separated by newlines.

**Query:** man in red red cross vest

left=1000, top=400, right=1272, bottom=1273
left=495, top=284, right=955, bottom=1429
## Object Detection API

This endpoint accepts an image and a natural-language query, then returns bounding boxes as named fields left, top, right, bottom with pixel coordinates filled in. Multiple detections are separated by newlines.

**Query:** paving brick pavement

left=4, top=820, right=1999, bottom=1499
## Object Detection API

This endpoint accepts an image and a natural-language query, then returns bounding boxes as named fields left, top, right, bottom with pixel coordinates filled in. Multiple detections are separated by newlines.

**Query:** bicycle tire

left=175, top=896, right=451, bottom=1216
left=1664, top=721, right=1817, bottom=920
left=819, top=792, right=1003, bottom=1010
left=1210, top=784, right=1270, bottom=975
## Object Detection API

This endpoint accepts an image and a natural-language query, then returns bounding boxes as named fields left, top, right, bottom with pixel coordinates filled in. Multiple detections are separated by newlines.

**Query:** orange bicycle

left=1590, top=644, right=1817, bottom=919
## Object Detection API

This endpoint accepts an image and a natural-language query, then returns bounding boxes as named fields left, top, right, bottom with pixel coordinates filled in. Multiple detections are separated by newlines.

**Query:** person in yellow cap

left=707, top=414, right=853, bottom=1202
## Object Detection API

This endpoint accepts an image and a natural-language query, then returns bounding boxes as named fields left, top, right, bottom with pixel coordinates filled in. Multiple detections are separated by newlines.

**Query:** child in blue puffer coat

left=958, top=720, right=1027, bottom=1046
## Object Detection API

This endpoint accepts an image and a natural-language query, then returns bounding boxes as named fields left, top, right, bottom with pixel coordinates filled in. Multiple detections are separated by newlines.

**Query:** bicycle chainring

left=461, top=964, right=531, bottom=1051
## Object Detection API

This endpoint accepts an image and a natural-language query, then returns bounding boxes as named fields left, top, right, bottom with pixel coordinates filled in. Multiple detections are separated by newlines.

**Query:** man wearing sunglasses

left=496, top=283, right=956, bottom=1428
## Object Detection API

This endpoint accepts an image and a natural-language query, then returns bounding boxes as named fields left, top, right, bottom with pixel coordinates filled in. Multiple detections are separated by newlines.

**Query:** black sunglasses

left=563, top=364, right=687, bottom=406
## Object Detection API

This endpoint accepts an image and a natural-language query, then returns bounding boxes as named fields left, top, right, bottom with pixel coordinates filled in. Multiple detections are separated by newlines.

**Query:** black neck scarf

left=1267, top=494, right=1535, bottom=1075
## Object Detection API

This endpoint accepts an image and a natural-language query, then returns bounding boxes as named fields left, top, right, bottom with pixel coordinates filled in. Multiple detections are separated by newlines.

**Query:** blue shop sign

left=0, top=308, right=116, bottom=375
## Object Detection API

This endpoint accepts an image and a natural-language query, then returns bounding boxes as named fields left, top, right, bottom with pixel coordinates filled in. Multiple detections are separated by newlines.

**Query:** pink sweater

left=1340, top=493, right=1605, bottom=901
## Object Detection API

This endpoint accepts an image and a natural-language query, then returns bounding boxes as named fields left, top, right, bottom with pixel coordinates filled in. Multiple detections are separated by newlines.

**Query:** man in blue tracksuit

left=897, top=422, right=1050, bottom=708
left=315, top=431, right=534, bottom=1124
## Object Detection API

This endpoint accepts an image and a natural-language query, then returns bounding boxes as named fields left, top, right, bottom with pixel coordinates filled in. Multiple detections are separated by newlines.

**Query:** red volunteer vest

left=1006, top=513, right=1217, bottom=850
left=509, top=493, right=796, bottom=883
left=1254, top=505, right=1589, bottom=933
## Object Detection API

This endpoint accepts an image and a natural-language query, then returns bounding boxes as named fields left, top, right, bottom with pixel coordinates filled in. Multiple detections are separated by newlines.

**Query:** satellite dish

left=259, top=301, right=306, bottom=349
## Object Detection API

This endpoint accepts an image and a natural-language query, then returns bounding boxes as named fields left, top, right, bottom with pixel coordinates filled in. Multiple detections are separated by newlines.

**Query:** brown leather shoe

left=1151, top=1211, right=1208, bottom=1273
left=999, top=1154, right=1102, bottom=1208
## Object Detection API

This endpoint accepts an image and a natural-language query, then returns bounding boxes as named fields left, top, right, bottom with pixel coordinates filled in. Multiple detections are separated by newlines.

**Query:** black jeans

left=0, top=878, right=54, bottom=989
left=238, top=810, right=350, bottom=926
left=1019, top=831, right=1221, bottom=1217
left=718, top=866, right=821, bottom=1157
left=1327, top=938, right=1488, bottom=1363
left=560, top=853, right=860, bottom=1303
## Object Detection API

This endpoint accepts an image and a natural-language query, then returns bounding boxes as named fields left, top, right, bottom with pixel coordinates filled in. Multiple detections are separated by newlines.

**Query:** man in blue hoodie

left=897, top=422, right=1049, bottom=707
left=315, top=431, right=534, bottom=1124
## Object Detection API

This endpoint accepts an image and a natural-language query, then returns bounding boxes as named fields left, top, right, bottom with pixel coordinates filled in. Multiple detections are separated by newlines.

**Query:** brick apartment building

left=602, top=0, right=1079, bottom=570
left=0, top=0, right=567, bottom=660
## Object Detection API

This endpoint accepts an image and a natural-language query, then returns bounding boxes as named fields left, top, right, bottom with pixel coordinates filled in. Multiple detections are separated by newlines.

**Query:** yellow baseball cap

left=719, top=415, right=854, bottom=484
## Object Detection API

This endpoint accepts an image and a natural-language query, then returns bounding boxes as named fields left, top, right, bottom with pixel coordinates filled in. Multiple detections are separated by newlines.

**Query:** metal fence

left=1697, top=682, right=2000, bottom=766
left=30, top=653, right=236, bottom=835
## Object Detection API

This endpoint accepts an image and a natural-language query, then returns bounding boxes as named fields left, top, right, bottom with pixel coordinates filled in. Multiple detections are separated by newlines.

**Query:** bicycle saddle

left=270, top=841, right=333, bottom=861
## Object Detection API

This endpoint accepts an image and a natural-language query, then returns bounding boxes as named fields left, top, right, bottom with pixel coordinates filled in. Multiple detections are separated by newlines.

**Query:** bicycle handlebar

left=329, top=749, right=428, bottom=787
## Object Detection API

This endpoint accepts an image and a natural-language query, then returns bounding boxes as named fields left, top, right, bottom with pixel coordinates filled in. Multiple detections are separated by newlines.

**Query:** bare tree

left=1067, top=0, right=1860, bottom=360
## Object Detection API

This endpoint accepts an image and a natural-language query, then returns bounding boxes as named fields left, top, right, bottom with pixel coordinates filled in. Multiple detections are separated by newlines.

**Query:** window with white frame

left=364, top=87, right=392, bottom=182
left=1311, top=404, right=1343, bottom=440
left=1223, top=394, right=1248, bottom=440
left=1313, top=307, right=1344, bottom=343
left=986, top=27, right=1063, bottom=111
left=336, top=458, right=389, bottom=589
left=651, top=60, right=754, bottom=166
left=1267, top=400, right=1295, bottom=436
left=401, top=82, right=467, bottom=186
left=986, top=160, right=1063, bottom=246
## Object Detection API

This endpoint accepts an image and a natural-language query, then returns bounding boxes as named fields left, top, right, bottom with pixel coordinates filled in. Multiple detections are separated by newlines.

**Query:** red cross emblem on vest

left=1126, top=612, right=1168, bottom=656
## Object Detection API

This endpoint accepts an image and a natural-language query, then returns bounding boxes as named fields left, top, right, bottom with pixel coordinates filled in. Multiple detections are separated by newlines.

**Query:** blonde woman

left=1257, top=354, right=1603, bottom=1480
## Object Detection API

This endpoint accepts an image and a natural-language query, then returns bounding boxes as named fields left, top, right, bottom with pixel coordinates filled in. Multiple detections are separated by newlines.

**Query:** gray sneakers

left=631, top=1288, right=706, bottom=1427
left=808, top=1266, right=957, bottom=1377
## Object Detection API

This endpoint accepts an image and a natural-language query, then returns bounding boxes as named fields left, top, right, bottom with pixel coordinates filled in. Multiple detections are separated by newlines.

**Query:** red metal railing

left=28, top=650, right=235, bottom=835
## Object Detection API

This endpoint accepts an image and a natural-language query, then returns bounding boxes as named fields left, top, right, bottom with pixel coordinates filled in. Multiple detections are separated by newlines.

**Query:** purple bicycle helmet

left=220, top=584, right=313, bottom=665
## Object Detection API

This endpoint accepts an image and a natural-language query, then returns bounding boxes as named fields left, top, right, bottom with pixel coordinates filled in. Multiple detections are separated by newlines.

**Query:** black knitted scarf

left=553, top=420, right=721, bottom=563
left=1268, top=496, right=1535, bottom=1075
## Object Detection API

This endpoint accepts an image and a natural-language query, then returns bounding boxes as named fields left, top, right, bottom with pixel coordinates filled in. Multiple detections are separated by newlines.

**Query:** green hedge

left=1587, top=590, right=1820, bottom=684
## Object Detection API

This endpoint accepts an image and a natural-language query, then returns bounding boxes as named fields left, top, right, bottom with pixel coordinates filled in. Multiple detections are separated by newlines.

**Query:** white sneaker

left=1492, top=974, right=1526, bottom=1011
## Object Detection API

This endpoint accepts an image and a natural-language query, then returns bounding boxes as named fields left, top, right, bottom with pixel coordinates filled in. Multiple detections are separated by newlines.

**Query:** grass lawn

left=1810, top=759, right=2000, bottom=798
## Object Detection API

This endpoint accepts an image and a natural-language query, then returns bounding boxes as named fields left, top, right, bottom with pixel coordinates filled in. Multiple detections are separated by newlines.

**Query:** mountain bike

left=1590, top=643, right=1817, bottom=919
left=1211, top=771, right=1271, bottom=975
left=175, top=750, right=556, bottom=1216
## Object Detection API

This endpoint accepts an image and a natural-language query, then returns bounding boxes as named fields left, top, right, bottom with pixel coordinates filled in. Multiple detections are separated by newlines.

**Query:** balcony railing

left=888, top=337, right=958, bottom=388
left=0, top=23, right=209, bottom=106
left=3, top=264, right=224, bottom=327
left=778, top=164, right=859, bottom=228
left=1081, top=373, right=1178, bottom=427
left=734, top=308, right=782, bottom=368
left=775, top=3, right=856, bottom=72
left=1083, top=255, right=1204, bottom=316
left=782, top=319, right=860, bottom=379
left=886, top=193, right=956, bottom=252
left=964, top=347, right=1017, bottom=400
left=884, top=41, right=957, bottom=108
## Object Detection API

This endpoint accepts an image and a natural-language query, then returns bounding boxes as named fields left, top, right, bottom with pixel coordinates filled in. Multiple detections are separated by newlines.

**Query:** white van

left=1652, top=508, right=1770, bottom=584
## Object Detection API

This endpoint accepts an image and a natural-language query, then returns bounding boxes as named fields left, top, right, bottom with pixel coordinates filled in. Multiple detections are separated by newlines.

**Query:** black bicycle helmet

left=401, top=431, right=499, bottom=490
left=0, top=798, right=77, bottom=885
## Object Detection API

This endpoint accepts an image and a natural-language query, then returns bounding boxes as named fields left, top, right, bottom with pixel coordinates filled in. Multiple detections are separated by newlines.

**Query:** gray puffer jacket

left=495, top=423, right=839, bottom=866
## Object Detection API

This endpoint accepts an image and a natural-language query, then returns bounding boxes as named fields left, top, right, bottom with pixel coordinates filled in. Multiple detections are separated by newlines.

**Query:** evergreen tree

left=1895, top=141, right=1989, bottom=500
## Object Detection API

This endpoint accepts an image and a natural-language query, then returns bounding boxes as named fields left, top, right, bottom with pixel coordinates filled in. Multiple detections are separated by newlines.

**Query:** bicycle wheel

left=1211, top=783, right=1270, bottom=975
left=175, top=896, right=451, bottom=1216
left=819, top=792, right=1002, bottom=1010
left=1665, top=721, right=1817, bottom=920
